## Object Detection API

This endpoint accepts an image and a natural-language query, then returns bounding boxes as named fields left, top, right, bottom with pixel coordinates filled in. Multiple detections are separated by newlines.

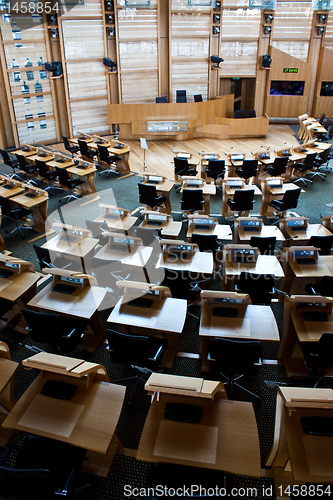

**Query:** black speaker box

left=262, top=55, right=272, bottom=68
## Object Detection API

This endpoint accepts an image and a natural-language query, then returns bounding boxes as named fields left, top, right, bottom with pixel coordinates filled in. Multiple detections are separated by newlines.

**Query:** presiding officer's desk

left=94, top=205, right=137, bottom=235
left=2, top=352, right=126, bottom=476
left=234, top=216, right=284, bottom=243
left=27, top=269, right=107, bottom=352
left=42, top=223, right=98, bottom=273
left=222, top=177, right=262, bottom=218
left=107, top=281, right=187, bottom=367
left=279, top=246, right=333, bottom=295
left=278, top=295, right=333, bottom=365
left=199, top=290, right=280, bottom=371
left=156, top=239, right=214, bottom=276
left=279, top=216, right=333, bottom=246
left=141, top=172, right=174, bottom=213
left=267, top=386, right=333, bottom=488
left=186, top=214, right=232, bottom=241
left=137, top=373, right=261, bottom=477
left=260, top=177, right=301, bottom=218
left=222, top=243, right=284, bottom=290
left=181, top=176, right=216, bottom=215
left=139, top=210, right=182, bottom=238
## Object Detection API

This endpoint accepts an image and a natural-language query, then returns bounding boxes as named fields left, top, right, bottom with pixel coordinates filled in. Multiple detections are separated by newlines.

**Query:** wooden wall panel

left=221, top=8, right=261, bottom=39
left=313, top=46, right=333, bottom=118
left=61, top=0, right=102, bottom=17
left=220, top=41, right=258, bottom=77
left=272, top=0, right=312, bottom=40
left=70, top=98, right=109, bottom=134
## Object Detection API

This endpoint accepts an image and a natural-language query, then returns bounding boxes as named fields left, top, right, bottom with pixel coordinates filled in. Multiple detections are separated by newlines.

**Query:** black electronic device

left=194, top=224, right=210, bottom=230
left=147, top=220, right=163, bottom=226
left=302, top=311, right=328, bottom=322
left=301, top=416, right=333, bottom=436
left=58, top=234, right=77, bottom=243
left=296, top=258, right=316, bottom=265
left=42, top=380, right=78, bottom=400
left=110, top=243, right=129, bottom=252
left=114, top=143, right=124, bottom=149
left=103, top=57, right=117, bottom=71
left=3, top=184, right=13, bottom=190
left=233, top=249, right=255, bottom=263
left=56, top=158, right=66, bottom=163
left=0, top=268, right=14, bottom=278
left=95, top=139, right=104, bottom=144
left=146, top=179, right=160, bottom=184
left=52, top=283, right=76, bottom=294
left=262, top=54, right=272, bottom=68
left=213, top=307, right=238, bottom=318
left=164, top=402, right=202, bottom=423
left=25, top=192, right=37, bottom=198
left=128, top=297, right=153, bottom=308
left=38, top=152, right=47, bottom=157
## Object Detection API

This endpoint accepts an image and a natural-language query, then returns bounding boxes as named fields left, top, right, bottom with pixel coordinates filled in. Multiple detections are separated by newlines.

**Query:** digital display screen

left=109, top=209, right=124, bottom=216
left=192, top=218, right=214, bottom=225
left=294, top=250, right=314, bottom=257
left=148, top=176, right=162, bottom=183
left=114, top=236, right=133, bottom=246
left=5, top=262, right=19, bottom=269
left=148, top=214, right=166, bottom=221
left=240, top=220, right=260, bottom=227
left=61, top=276, right=83, bottom=284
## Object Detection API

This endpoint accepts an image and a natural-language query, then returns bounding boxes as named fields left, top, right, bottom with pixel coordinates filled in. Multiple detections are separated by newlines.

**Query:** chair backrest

left=55, top=166, right=70, bottom=185
left=138, top=182, right=159, bottom=205
left=194, top=94, right=203, bottom=102
left=308, top=235, right=333, bottom=255
left=233, top=109, right=244, bottom=119
left=134, top=226, right=161, bottom=246
left=319, top=113, right=326, bottom=124
left=0, top=195, right=14, bottom=217
left=161, top=268, right=197, bottom=300
left=237, top=271, right=274, bottom=304
left=176, top=90, right=187, bottom=103
left=22, top=308, right=67, bottom=345
left=206, top=159, right=225, bottom=179
left=269, top=156, right=288, bottom=176
left=62, top=135, right=71, bottom=150
left=237, top=159, right=258, bottom=178
left=191, top=234, right=219, bottom=254
left=15, top=154, right=27, bottom=169
left=232, top=189, right=255, bottom=211
left=250, top=236, right=276, bottom=256
left=35, top=159, right=48, bottom=177
left=315, top=333, right=333, bottom=367
left=0, top=149, right=11, bottom=166
left=303, top=152, right=317, bottom=167
left=317, top=147, right=331, bottom=164
left=85, top=219, right=109, bottom=239
left=209, top=337, right=262, bottom=376
left=181, top=189, right=204, bottom=211
left=156, top=96, right=167, bottom=103
left=174, top=157, right=190, bottom=176
left=33, top=244, right=52, bottom=271
left=247, top=109, right=256, bottom=118
left=106, top=329, right=150, bottom=366
left=280, top=187, right=301, bottom=210
left=78, top=139, right=90, bottom=155
left=97, top=144, right=110, bottom=162
left=318, top=276, right=333, bottom=296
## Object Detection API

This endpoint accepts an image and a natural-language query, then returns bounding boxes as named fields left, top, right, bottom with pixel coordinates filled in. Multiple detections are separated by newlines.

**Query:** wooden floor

left=122, top=124, right=299, bottom=179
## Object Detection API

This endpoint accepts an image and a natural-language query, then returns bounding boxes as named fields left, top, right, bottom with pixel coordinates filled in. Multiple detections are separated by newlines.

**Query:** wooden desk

left=156, top=249, right=214, bottom=275
left=187, top=220, right=232, bottom=241
left=260, top=180, right=301, bottom=217
left=95, top=241, right=152, bottom=267
left=28, top=153, right=55, bottom=163
left=47, top=158, right=74, bottom=169
left=141, top=178, right=174, bottom=213
left=11, top=190, right=48, bottom=233
left=94, top=213, right=138, bottom=235
left=27, top=278, right=107, bottom=352
left=12, top=147, right=37, bottom=158
left=280, top=218, right=332, bottom=245
left=181, top=181, right=216, bottom=215
left=267, top=387, right=333, bottom=487
left=42, top=233, right=98, bottom=273
left=0, top=345, right=18, bottom=411
left=235, top=218, right=284, bottom=243
left=84, top=138, right=131, bottom=173
left=222, top=179, right=261, bottom=217
left=67, top=165, right=97, bottom=194
left=0, top=181, right=24, bottom=198
left=286, top=254, right=333, bottom=294
left=2, top=353, right=125, bottom=474
left=137, top=393, right=261, bottom=477
left=140, top=211, right=182, bottom=238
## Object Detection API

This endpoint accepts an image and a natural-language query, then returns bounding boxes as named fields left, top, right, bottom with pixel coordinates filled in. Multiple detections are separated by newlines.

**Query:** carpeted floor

left=0, top=125, right=332, bottom=499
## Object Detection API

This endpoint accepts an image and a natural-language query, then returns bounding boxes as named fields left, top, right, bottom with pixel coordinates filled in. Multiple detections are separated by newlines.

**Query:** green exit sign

left=283, top=68, right=298, bottom=73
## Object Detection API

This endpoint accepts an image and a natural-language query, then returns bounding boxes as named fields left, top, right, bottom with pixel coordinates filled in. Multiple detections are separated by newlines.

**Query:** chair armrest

left=148, top=344, right=165, bottom=362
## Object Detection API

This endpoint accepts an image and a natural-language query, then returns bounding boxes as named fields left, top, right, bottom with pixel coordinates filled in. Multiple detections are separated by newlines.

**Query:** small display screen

left=230, top=154, right=244, bottom=161
left=187, top=179, right=202, bottom=186
left=148, top=175, right=162, bottom=183
left=60, top=276, right=83, bottom=285
left=109, top=209, right=124, bottom=216
left=192, top=218, right=214, bottom=225
left=227, top=180, right=243, bottom=187
left=294, top=250, right=314, bottom=257
left=114, top=236, right=133, bottom=246
left=148, top=214, right=166, bottom=221
left=270, top=80, right=304, bottom=96
left=287, top=220, right=305, bottom=227
left=177, top=153, right=190, bottom=159
left=5, top=262, right=19, bottom=269
left=240, top=220, right=260, bottom=227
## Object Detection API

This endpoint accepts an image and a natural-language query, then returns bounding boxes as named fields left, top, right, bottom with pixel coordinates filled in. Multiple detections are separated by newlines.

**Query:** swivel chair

left=138, top=182, right=166, bottom=210
left=205, top=159, right=225, bottom=189
left=308, top=235, right=333, bottom=255
left=301, top=333, right=333, bottom=388
left=180, top=189, right=204, bottom=214
left=106, top=328, right=168, bottom=407
left=194, top=94, right=203, bottom=102
left=264, top=156, right=288, bottom=177
left=156, top=96, right=167, bottom=103
left=62, top=135, right=80, bottom=156
left=174, top=157, right=197, bottom=178
left=191, top=233, right=221, bottom=262
left=85, top=220, right=109, bottom=246
left=35, top=159, right=61, bottom=195
left=233, top=110, right=244, bottom=119
left=310, top=147, right=331, bottom=180
left=227, top=189, right=255, bottom=217
left=305, top=276, right=333, bottom=297
left=249, top=236, right=276, bottom=255
left=176, top=90, right=187, bottom=103
left=77, top=139, right=97, bottom=161
left=0, top=149, right=22, bottom=179
left=97, top=144, right=120, bottom=176
left=247, top=109, right=256, bottom=118
left=319, top=113, right=326, bottom=124
left=292, top=152, right=317, bottom=187
left=33, top=244, right=81, bottom=272
left=0, top=195, right=32, bottom=239
left=55, top=166, right=84, bottom=203
left=209, top=337, right=262, bottom=401
left=268, top=187, right=301, bottom=219
left=235, top=159, right=258, bottom=181
left=15, top=154, right=37, bottom=185
left=234, top=271, right=275, bottom=305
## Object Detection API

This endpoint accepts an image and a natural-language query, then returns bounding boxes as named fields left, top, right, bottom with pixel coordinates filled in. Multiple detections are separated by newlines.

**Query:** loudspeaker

left=52, top=61, right=62, bottom=77
left=262, top=55, right=272, bottom=68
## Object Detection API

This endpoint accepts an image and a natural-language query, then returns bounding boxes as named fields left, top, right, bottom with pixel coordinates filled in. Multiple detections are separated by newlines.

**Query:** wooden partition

left=107, top=97, right=269, bottom=140
left=313, top=46, right=333, bottom=118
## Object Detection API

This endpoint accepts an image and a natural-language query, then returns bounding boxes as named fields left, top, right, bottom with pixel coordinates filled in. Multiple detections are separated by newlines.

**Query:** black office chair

left=247, top=109, right=256, bottom=118
left=0, top=195, right=32, bottom=239
left=268, top=187, right=301, bottom=218
left=174, top=157, right=197, bottom=179
left=205, top=159, right=225, bottom=189
left=106, top=328, right=168, bottom=407
left=15, top=154, right=38, bottom=185
left=97, top=144, right=120, bottom=177
left=305, top=276, right=333, bottom=297
left=62, top=135, right=80, bottom=156
left=301, top=333, right=333, bottom=388
left=194, top=94, right=203, bottom=102
left=310, top=147, right=331, bottom=180
left=209, top=337, right=262, bottom=401
left=0, top=149, right=22, bottom=179
left=308, top=235, right=333, bottom=255
left=234, top=271, right=275, bottom=305
left=161, top=268, right=200, bottom=302
left=264, top=156, right=288, bottom=177
left=35, top=159, right=61, bottom=195
left=292, top=152, right=317, bottom=187
left=249, top=236, right=276, bottom=255
left=319, top=113, right=326, bottom=124
left=180, top=189, right=204, bottom=214
left=0, top=298, right=15, bottom=345
left=191, top=234, right=221, bottom=262
left=55, top=166, right=84, bottom=203
left=21, top=308, right=88, bottom=354
left=89, top=257, right=129, bottom=302
left=0, top=433, right=87, bottom=499
left=156, top=96, right=167, bottom=103
left=33, top=244, right=80, bottom=272
left=176, top=90, right=187, bottom=103
left=77, top=139, right=97, bottom=161
left=85, top=220, right=109, bottom=246
left=133, top=226, right=161, bottom=246
left=227, top=189, right=255, bottom=217
left=235, top=159, right=258, bottom=181
left=138, top=182, right=166, bottom=210
left=233, top=109, right=244, bottom=119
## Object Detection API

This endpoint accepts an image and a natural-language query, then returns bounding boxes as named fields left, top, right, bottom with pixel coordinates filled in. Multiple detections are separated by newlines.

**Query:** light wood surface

left=156, top=249, right=214, bottom=275
left=145, top=373, right=222, bottom=399
left=0, top=345, right=18, bottom=411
